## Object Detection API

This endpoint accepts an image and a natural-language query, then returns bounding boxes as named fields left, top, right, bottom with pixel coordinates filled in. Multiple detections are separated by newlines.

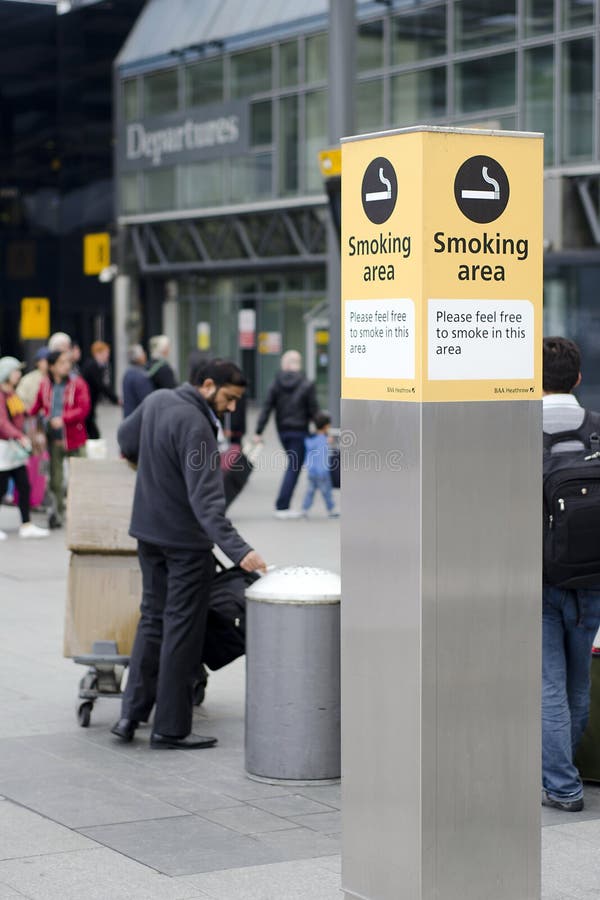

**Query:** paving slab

left=542, top=823, right=600, bottom=899
left=0, top=847, right=208, bottom=900
left=79, top=815, right=294, bottom=876
left=197, top=804, right=297, bottom=834
left=250, top=794, right=339, bottom=818
left=178, top=856, right=343, bottom=900
left=0, top=799, right=94, bottom=861
left=0, top=769, right=185, bottom=829
left=288, top=810, right=342, bottom=834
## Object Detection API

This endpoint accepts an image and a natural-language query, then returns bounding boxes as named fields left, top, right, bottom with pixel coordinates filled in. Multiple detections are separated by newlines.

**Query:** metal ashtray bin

left=245, top=566, right=341, bottom=784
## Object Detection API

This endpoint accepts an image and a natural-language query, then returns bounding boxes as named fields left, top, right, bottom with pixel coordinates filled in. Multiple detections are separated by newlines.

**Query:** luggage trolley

left=73, top=640, right=129, bottom=727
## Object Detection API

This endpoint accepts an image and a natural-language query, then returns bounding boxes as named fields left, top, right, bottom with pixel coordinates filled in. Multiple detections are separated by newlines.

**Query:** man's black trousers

left=122, top=541, right=215, bottom=738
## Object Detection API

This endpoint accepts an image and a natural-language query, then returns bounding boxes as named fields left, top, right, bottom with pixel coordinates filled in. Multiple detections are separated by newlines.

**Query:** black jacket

left=147, top=358, right=177, bottom=390
left=255, top=371, right=319, bottom=435
left=118, top=384, right=251, bottom=561
left=81, top=358, right=118, bottom=410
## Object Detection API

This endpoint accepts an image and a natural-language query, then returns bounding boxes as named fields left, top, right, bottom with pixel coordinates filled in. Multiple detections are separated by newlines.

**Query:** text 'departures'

left=427, top=299, right=534, bottom=381
left=345, top=298, right=415, bottom=380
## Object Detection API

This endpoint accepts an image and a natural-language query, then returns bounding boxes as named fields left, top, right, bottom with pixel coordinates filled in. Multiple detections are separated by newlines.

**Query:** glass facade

left=116, top=1, right=600, bottom=401
left=118, top=2, right=600, bottom=215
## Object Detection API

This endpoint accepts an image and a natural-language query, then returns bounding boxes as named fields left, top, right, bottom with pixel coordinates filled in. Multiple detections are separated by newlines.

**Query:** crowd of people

left=0, top=330, right=183, bottom=537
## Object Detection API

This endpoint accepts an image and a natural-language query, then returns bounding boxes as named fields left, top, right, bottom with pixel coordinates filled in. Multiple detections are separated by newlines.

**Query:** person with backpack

left=254, top=349, right=319, bottom=518
left=542, top=336, right=600, bottom=812
left=147, top=335, right=177, bottom=390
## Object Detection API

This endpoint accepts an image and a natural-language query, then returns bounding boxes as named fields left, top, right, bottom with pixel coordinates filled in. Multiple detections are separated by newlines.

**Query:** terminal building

left=115, top=0, right=600, bottom=404
left=3, top=1, right=598, bottom=403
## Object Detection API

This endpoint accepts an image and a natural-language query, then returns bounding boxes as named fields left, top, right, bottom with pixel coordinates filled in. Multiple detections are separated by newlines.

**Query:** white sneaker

left=0, top=530, right=7, bottom=541
left=274, top=510, right=302, bottom=519
left=19, top=523, right=50, bottom=539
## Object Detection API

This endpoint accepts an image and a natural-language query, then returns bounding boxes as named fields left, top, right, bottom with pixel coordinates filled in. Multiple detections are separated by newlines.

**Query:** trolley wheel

left=77, top=702, right=93, bottom=727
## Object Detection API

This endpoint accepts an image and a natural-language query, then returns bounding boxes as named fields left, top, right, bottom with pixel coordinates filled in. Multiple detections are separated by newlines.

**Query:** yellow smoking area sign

left=341, top=127, right=543, bottom=402
left=83, top=232, right=110, bottom=275
left=20, top=297, right=50, bottom=340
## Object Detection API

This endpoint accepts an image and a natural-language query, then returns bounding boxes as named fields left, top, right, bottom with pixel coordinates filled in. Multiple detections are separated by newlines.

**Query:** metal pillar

left=327, top=0, right=354, bottom=426
left=340, top=127, right=543, bottom=900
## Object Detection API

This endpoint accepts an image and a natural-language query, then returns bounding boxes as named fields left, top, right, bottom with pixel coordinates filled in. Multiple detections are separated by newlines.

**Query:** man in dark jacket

left=81, top=341, right=119, bottom=439
left=111, top=359, right=266, bottom=750
left=122, top=344, right=153, bottom=417
left=147, top=334, right=177, bottom=390
left=254, top=349, right=319, bottom=517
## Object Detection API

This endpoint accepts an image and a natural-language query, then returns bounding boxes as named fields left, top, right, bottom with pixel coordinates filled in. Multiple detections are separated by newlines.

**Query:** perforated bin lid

left=245, top=566, right=341, bottom=605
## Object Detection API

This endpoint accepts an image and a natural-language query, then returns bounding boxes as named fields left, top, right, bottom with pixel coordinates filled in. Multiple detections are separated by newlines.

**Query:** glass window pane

left=563, top=0, right=594, bottom=29
left=562, top=37, right=593, bottom=162
left=391, top=68, right=446, bottom=127
left=143, top=69, right=178, bottom=117
left=144, top=168, right=176, bottom=211
left=392, top=6, right=447, bottom=64
left=524, top=0, right=554, bottom=36
left=280, top=40, right=298, bottom=87
left=186, top=58, right=223, bottom=108
left=305, top=90, right=327, bottom=192
left=185, top=159, right=224, bottom=207
left=455, top=53, right=515, bottom=114
left=357, top=19, right=384, bottom=72
left=455, top=0, right=516, bottom=52
left=230, top=48, right=272, bottom=98
left=355, top=80, right=384, bottom=133
left=279, top=96, right=298, bottom=194
left=120, top=174, right=139, bottom=213
left=251, top=100, right=272, bottom=146
left=306, top=33, right=328, bottom=83
left=231, top=153, right=273, bottom=202
left=524, top=45, right=554, bottom=165
left=122, top=79, right=138, bottom=121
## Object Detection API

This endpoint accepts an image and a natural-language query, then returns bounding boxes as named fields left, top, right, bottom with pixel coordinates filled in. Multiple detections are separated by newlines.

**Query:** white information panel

left=427, top=298, right=534, bottom=382
left=344, top=298, right=415, bottom=380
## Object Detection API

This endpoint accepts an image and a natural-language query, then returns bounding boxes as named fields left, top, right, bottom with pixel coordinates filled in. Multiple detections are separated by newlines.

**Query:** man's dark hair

left=314, top=411, right=331, bottom=430
left=543, top=336, right=581, bottom=393
left=190, top=357, right=247, bottom=389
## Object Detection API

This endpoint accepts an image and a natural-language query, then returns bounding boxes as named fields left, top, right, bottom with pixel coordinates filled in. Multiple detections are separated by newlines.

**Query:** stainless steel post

left=340, top=127, right=543, bottom=900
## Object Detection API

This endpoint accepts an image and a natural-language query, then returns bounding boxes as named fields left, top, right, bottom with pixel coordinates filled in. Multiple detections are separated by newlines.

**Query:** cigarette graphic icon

left=461, top=166, right=500, bottom=201
left=365, top=168, right=392, bottom=202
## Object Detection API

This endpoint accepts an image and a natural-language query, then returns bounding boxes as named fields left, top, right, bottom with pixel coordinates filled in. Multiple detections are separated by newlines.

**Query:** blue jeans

left=302, top=472, right=334, bottom=513
left=276, top=431, right=306, bottom=510
left=542, top=585, right=600, bottom=801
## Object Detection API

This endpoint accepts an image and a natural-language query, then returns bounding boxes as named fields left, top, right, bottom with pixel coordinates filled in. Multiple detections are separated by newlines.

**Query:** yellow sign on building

left=20, top=297, right=50, bottom=340
left=341, top=127, right=543, bottom=402
left=83, top=232, right=111, bottom=275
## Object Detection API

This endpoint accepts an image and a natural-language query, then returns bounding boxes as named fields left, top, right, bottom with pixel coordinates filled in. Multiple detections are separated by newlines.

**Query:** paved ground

left=1, top=403, right=600, bottom=899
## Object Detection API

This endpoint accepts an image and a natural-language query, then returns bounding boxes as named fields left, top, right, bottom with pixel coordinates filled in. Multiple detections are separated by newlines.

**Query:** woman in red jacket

left=30, top=350, right=91, bottom=528
left=0, top=356, right=49, bottom=539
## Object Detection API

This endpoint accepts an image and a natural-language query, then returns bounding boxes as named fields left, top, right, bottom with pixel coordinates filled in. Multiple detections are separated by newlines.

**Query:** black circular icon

left=454, top=155, right=509, bottom=223
left=361, top=157, right=398, bottom=224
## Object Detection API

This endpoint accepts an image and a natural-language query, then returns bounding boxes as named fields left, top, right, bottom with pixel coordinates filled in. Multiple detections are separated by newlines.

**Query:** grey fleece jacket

left=118, top=384, right=251, bottom=561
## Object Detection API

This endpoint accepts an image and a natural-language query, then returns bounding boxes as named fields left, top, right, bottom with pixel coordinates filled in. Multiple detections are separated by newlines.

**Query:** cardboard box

left=64, top=553, right=141, bottom=657
left=66, top=458, right=137, bottom=553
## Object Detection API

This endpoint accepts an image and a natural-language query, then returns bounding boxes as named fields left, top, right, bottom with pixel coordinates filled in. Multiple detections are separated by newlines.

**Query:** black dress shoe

left=110, top=718, right=138, bottom=742
left=150, top=732, right=217, bottom=750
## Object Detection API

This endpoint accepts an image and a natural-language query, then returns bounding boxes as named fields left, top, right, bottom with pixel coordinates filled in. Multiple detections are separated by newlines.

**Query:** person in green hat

left=0, top=356, right=49, bottom=539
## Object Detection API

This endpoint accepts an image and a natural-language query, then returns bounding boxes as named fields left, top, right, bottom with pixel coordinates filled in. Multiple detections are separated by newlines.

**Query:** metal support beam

left=328, top=0, right=355, bottom=426
left=575, top=177, right=600, bottom=245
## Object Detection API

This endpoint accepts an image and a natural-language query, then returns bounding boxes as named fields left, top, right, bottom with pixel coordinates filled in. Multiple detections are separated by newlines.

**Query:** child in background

left=302, top=411, right=339, bottom=518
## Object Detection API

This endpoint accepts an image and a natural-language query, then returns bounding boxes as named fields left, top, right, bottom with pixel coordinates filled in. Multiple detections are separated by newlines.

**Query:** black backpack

left=543, top=410, right=600, bottom=588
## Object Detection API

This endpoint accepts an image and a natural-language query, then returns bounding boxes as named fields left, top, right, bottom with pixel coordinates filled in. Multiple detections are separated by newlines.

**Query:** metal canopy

left=127, top=205, right=327, bottom=274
